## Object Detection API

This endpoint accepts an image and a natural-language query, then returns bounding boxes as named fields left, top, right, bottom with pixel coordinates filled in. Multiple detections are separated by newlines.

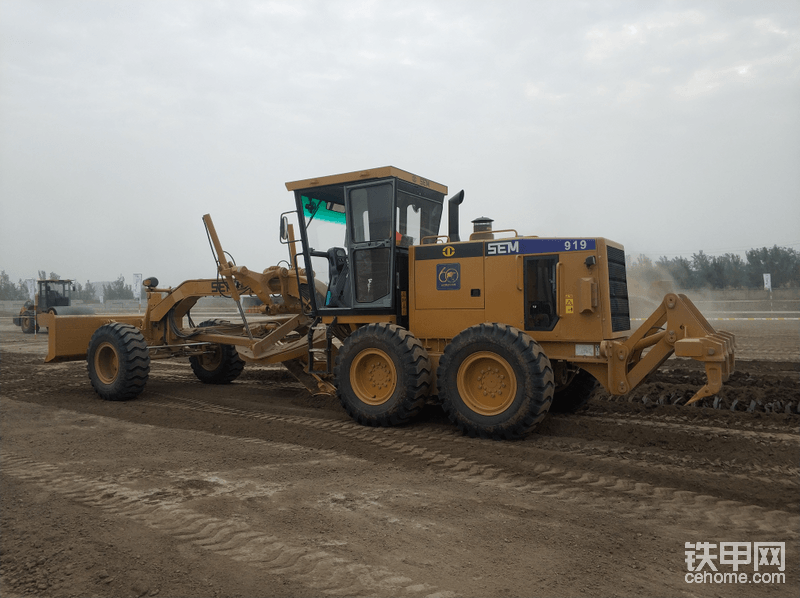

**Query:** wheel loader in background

left=13, top=278, right=94, bottom=333
left=40, top=166, right=735, bottom=439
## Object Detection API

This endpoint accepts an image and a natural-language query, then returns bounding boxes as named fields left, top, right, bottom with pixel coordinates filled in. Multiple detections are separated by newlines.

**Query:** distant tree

left=628, top=254, right=665, bottom=287
left=18, top=278, right=30, bottom=297
left=718, top=253, right=748, bottom=288
left=103, top=275, right=134, bottom=300
left=657, top=256, right=694, bottom=289
left=745, top=246, right=800, bottom=288
left=48, top=272, right=61, bottom=280
left=76, top=280, right=98, bottom=302
left=0, top=271, right=27, bottom=301
left=690, top=251, right=720, bottom=288
left=634, top=247, right=800, bottom=290
left=73, top=280, right=97, bottom=302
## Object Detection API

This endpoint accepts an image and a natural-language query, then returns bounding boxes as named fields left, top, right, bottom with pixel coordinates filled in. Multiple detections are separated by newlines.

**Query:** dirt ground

left=1, top=319, right=798, bottom=597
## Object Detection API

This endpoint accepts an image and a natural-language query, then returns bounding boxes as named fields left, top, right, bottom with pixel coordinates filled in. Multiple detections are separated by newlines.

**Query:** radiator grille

left=607, top=246, right=630, bottom=332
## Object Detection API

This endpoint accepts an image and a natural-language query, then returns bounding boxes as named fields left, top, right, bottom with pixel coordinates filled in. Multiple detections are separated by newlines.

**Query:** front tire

left=189, top=320, right=245, bottom=384
left=20, top=311, right=36, bottom=334
left=438, top=323, right=554, bottom=440
left=87, top=323, right=150, bottom=400
left=335, top=323, right=431, bottom=426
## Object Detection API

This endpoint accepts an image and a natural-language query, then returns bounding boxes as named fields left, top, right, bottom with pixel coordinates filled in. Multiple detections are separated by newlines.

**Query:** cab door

left=345, top=180, right=395, bottom=311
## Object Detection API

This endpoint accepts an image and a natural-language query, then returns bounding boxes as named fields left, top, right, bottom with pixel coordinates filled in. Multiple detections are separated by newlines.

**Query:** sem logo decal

left=487, top=241, right=520, bottom=255
left=442, top=246, right=456, bottom=257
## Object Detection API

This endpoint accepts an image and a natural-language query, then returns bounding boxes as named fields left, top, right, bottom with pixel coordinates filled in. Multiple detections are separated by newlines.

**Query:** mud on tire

left=87, top=323, right=150, bottom=401
left=437, top=323, right=554, bottom=440
left=189, top=320, right=245, bottom=384
left=335, top=323, right=431, bottom=427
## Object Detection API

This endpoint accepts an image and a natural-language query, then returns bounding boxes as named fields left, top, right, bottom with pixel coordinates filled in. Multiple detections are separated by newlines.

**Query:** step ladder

left=307, top=316, right=335, bottom=375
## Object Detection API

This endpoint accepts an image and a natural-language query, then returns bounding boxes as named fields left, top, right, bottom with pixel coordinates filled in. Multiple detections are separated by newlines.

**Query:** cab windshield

left=302, top=196, right=346, bottom=286
left=297, top=178, right=444, bottom=311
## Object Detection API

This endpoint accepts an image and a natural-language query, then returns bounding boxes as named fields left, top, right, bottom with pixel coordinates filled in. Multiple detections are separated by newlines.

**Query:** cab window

left=525, top=256, right=558, bottom=331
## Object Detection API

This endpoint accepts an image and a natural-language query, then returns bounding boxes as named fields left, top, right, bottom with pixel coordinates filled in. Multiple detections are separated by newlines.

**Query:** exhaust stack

left=447, top=190, right=465, bottom=242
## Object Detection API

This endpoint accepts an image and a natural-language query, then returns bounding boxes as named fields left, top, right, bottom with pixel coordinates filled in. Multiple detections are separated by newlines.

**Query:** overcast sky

left=1, top=0, right=798, bottom=287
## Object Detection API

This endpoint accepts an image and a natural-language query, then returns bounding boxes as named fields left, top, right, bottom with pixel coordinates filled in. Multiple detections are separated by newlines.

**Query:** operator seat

left=325, top=247, right=351, bottom=308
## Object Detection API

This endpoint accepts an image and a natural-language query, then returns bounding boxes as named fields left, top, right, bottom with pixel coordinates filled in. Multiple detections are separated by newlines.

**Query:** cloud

left=0, top=0, right=798, bottom=285
left=585, top=11, right=710, bottom=63
left=524, top=82, right=569, bottom=102
left=674, top=65, right=754, bottom=98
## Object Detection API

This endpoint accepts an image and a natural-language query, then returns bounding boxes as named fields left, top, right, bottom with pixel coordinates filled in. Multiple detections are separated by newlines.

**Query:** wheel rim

left=94, top=341, right=120, bottom=385
left=197, top=346, right=223, bottom=371
left=350, top=348, right=397, bottom=405
left=457, top=351, right=518, bottom=416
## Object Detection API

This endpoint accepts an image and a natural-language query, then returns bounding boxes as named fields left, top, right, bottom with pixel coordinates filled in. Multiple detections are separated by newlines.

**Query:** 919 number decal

left=565, top=240, right=588, bottom=250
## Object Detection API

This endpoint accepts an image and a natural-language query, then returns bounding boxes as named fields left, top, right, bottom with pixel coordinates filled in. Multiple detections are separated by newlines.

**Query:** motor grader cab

left=286, top=167, right=447, bottom=321
left=40, top=165, right=734, bottom=440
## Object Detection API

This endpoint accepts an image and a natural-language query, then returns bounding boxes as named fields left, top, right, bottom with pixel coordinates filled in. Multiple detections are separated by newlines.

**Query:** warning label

left=566, top=293, right=574, bottom=314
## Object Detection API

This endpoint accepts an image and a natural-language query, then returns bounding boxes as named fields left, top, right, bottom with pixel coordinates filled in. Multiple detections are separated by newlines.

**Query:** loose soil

left=1, top=320, right=798, bottom=597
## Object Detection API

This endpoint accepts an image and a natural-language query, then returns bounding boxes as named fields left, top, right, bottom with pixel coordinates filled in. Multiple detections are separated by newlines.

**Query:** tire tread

left=87, top=323, right=150, bottom=401
left=189, top=320, right=245, bottom=384
left=437, top=323, right=554, bottom=440
left=335, top=323, right=431, bottom=427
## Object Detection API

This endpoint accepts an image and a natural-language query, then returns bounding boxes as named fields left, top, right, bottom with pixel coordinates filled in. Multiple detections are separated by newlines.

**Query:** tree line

left=0, top=272, right=138, bottom=302
left=628, top=245, right=800, bottom=290
left=2, top=245, right=798, bottom=302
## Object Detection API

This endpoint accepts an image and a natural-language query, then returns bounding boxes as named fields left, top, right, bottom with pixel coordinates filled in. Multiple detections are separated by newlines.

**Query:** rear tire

left=437, top=323, right=554, bottom=440
left=189, top=320, right=245, bottom=384
left=87, top=323, right=150, bottom=401
left=335, top=323, right=431, bottom=426
left=550, top=368, right=598, bottom=413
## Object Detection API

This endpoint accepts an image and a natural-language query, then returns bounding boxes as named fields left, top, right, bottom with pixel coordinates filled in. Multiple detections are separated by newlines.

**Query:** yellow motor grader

left=42, top=166, right=735, bottom=439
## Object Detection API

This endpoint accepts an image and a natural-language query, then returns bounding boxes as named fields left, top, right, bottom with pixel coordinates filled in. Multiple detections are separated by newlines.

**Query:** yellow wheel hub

left=198, top=346, right=223, bottom=371
left=350, top=349, right=397, bottom=405
left=457, top=351, right=517, bottom=416
left=94, top=341, right=120, bottom=385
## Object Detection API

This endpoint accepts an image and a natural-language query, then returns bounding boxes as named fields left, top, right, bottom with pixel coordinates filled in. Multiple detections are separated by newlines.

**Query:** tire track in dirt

left=134, top=376, right=799, bottom=445
left=6, top=361, right=796, bottom=493
left=0, top=452, right=449, bottom=598
left=582, top=405, right=799, bottom=431
left=140, top=392, right=799, bottom=538
left=524, top=436, right=799, bottom=488
left=570, top=412, right=799, bottom=444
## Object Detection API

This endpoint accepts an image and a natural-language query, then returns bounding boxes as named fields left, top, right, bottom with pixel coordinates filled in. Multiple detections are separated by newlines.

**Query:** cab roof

left=285, top=166, right=447, bottom=195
